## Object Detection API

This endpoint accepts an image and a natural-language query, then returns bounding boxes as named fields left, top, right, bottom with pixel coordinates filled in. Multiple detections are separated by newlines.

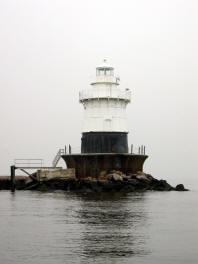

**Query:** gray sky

left=0, top=0, right=198, bottom=189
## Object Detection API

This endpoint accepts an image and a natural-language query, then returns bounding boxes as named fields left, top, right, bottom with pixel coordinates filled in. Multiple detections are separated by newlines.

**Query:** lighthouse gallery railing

left=79, top=87, right=131, bottom=102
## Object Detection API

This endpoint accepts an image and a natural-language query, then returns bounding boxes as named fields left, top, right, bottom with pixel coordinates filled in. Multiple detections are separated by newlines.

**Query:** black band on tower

left=81, top=132, right=128, bottom=153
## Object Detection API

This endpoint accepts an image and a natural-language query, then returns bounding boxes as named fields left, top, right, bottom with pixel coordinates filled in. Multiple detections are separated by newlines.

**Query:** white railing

left=14, top=159, right=44, bottom=167
left=90, top=75, right=119, bottom=84
left=79, top=87, right=131, bottom=102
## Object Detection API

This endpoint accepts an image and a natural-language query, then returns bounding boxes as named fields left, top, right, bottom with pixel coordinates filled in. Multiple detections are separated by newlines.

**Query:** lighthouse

left=79, top=60, right=131, bottom=153
left=62, top=60, right=148, bottom=178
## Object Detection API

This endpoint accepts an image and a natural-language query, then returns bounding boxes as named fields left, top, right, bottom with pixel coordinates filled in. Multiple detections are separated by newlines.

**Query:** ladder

left=52, top=149, right=65, bottom=167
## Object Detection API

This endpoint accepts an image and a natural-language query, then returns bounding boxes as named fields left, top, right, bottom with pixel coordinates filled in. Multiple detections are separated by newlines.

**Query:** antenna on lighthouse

left=116, top=75, right=120, bottom=83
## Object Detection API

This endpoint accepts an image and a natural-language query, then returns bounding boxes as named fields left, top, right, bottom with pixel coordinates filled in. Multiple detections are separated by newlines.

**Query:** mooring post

left=10, top=165, right=16, bottom=192
left=131, top=144, right=133, bottom=154
left=141, top=145, right=143, bottom=155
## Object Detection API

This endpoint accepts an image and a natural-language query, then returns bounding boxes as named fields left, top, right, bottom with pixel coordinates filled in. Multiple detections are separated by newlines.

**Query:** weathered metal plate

left=61, top=153, right=148, bottom=179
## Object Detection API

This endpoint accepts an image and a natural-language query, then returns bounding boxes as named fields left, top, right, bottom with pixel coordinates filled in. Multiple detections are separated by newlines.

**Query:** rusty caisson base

left=61, top=153, right=148, bottom=179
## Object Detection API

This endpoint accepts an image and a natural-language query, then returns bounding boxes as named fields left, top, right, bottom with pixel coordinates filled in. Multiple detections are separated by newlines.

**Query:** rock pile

left=29, top=170, right=188, bottom=192
left=0, top=171, right=189, bottom=192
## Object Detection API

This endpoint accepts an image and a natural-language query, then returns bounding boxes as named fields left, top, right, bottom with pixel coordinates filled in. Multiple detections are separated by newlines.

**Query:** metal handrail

left=14, top=159, right=44, bottom=167
left=53, top=145, right=146, bottom=156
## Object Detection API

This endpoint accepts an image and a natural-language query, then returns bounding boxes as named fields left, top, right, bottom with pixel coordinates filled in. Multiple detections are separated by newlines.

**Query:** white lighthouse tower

left=79, top=60, right=131, bottom=153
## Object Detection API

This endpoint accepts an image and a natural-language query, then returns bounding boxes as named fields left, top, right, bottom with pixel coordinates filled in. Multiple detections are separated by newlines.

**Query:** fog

left=0, top=0, right=197, bottom=189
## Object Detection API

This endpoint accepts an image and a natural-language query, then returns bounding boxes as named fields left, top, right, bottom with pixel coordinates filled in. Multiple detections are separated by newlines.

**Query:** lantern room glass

left=96, top=68, right=114, bottom=76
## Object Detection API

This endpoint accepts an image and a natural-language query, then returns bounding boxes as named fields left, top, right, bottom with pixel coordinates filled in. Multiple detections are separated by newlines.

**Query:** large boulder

left=136, top=174, right=151, bottom=182
left=110, top=170, right=123, bottom=175
left=128, top=178, right=139, bottom=186
left=98, top=170, right=107, bottom=179
left=175, top=184, right=188, bottom=191
left=153, top=179, right=173, bottom=191
left=107, top=173, right=123, bottom=182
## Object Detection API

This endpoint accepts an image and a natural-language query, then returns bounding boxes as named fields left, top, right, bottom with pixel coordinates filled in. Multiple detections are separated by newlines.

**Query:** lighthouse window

left=105, top=70, right=111, bottom=76
left=96, top=69, right=104, bottom=76
left=96, top=68, right=114, bottom=76
left=99, top=69, right=105, bottom=75
left=106, top=69, right=114, bottom=76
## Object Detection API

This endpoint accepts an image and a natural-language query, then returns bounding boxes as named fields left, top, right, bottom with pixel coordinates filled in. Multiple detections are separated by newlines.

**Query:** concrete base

left=36, top=168, right=76, bottom=182
left=61, top=153, right=148, bottom=179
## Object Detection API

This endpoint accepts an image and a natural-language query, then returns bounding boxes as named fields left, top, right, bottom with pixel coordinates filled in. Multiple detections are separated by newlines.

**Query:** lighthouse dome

left=96, top=59, right=114, bottom=70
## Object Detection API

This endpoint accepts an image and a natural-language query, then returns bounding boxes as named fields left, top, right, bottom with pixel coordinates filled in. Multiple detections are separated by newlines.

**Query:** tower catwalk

left=79, top=60, right=131, bottom=153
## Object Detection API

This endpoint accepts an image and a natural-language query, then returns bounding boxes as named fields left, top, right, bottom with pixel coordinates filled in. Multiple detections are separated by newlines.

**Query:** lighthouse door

left=103, top=118, right=112, bottom=131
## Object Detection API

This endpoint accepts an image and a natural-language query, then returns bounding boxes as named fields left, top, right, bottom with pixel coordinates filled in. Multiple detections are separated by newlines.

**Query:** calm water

left=0, top=190, right=197, bottom=264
